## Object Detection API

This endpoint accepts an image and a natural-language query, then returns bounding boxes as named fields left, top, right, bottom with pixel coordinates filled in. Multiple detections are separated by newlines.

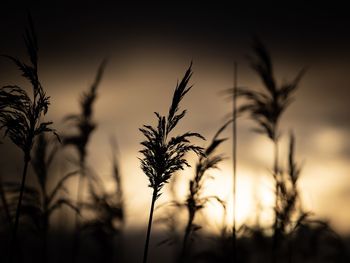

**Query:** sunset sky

left=0, top=1, right=349, bottom=239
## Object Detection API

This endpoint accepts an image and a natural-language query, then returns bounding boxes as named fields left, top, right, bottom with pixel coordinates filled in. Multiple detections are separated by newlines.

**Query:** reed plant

left=231, top=62, right=238, bottom=262
left=0, top=15, right=57, bottom=261
left=236, top=38, right=305, bottom=261
left=81, top=138, right=124, bottom=262
left=277, top=133, right=302, bottom=235
left=180, top=121, right=230, bottom=262
left=139, top=63, right=204, bottom=263
left=62, top=59, right=107, bottom=261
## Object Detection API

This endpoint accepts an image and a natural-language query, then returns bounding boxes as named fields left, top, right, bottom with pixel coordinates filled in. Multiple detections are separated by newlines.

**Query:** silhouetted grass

left=0, top=173, right=12, bottom=231
left=139, top=63, right=204, bottom=263
left=0, top=15, right=348, bottom=263
left=0, top=14, right=57, bottom=261
left=62, top=60, right=107, bottom=261
left=277, top=133, right=303, bottom=235
left=180, top=121, right=230, bottom=262
left=236, top=38, right=305, bottom=262
left=81, top=138, right=124, bottom=262
left=231, top=62, right=238, bottom=262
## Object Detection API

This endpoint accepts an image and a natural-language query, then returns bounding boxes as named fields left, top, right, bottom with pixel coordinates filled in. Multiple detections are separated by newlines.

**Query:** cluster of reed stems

left=179, top=121, right=230, bottom=262
left=235, top=38, right=306, bottom=262
left=62, top=59, right=107, bottom=262
left=1, top=13, right=346, bottom=263
left=0, top=14, right=57, bottom=262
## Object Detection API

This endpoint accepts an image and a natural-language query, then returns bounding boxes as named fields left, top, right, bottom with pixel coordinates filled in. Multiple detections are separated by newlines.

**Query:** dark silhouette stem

left=232, top=62, right=238, bottom=262
left=42, top=198, right=49, bottom=263
left=10, top=155, right=30, bottom=263
left=272, top=138, right=279, bottom=263
left=72, top=162, right=85, bottom=263
left=180, top=210, right=195, bottom=262
left=13, top=158, right=29, bottom=237
left=142, top=189, right=157, bottom=263
left=75, top=168, right=85, bottom=229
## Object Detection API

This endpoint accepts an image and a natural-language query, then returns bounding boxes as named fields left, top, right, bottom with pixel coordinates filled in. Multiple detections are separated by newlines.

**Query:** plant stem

left=42, top=198, right=49, bottom=263
left=232, top=62, right=238, bottom=262
left=13, top=158, right=29, bottom=237
left=10, top=155, right=30, bottom=263
left=142, top=189, right=157, bottom=263
left=0, top=176, right=12, bottom=230
left=272, top=139, right=279, bottom=263
left=72, top=164, right=85, bottom=263
left=180, top=209, right=195, bottom=262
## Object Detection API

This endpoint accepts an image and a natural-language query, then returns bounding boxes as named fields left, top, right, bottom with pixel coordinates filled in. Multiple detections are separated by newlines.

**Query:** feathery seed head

left=139, top=63, right=205, bottom=197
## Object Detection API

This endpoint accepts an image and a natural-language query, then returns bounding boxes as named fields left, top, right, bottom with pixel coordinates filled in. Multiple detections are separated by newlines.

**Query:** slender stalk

left=235, top=39, right=305, bottom=263
left=179, top=121, right=228, bottom=261
left=75, top=164, right=85, bottom=230
left=180, top=209, right=195, bottom=262
left=72, top=162, right=85, bottom=263
left=10, top=155, right=30, bottom=263
left=12, top=157, right=29, bottom=238
left=272, top=138, right=279, bottom=263
left=0, top=15, right=56, bottom=263
left=42, top=192, right=49, bottom=263
left=143, top=189, right=157, bottom=263
left=232, top=62, right=238, bottom=262
left=42, top=209, right=48, bottom=263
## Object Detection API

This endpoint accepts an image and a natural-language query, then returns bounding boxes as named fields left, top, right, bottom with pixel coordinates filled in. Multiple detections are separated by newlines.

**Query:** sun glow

left=135, top=164, right=278, bottom=234
left=197, top=166, right=276, bottom=233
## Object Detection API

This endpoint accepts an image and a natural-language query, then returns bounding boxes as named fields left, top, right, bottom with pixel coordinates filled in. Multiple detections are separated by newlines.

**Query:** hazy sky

left=0, top=1, right=349, bottom=236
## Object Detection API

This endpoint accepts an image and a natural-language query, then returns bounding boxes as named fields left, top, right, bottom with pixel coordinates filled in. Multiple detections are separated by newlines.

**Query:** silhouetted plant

left=139, top=63, right=204, bottom=263
left=62, top=60, right=107, bottom=261
left=0, top=15, right=57, bottom=255
left=32, top=133, right=79, bottom=262
left=180, top=121, right=230, bottom=262
left=277, top=133, right=303, bottom=235
left=81, top=138, right=124, bottom=263
left=231, top=62, right=238, bottom=262
left=236, top=38, right=305, bottom=261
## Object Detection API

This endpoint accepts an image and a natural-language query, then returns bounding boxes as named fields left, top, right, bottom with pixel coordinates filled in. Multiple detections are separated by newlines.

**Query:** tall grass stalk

left=180, top=121, right=229, bottom=262
left=63, top=60, right=107, bottom=261
left=232, top=62, right=238, bottom=262
left=278, top=133, right=301, bottom=234
left=139, top=64, right=204, bottom=263
left=280, top=132, right=304, bottom=263
left=237, top=39, right=305, bottom=262
left=81, top=137, right=124, bottom=262
left=0, top=15, right=57, bottom=261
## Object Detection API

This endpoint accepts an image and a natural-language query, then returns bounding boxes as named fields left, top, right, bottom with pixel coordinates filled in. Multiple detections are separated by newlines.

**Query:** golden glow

left=1, top=51, right=349, bottom=235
